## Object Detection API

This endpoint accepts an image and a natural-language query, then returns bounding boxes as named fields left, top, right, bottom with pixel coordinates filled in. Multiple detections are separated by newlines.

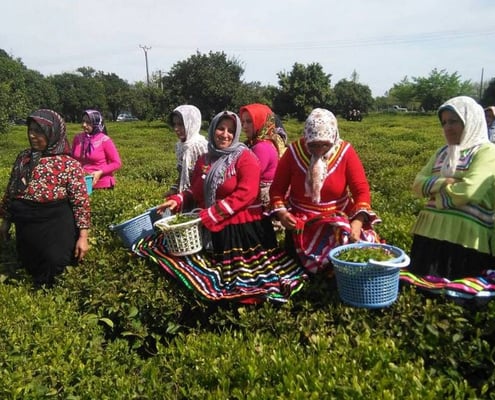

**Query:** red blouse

left=269, top=138, right=372, bottom=219
left=169, top=149, right=263, bottom=232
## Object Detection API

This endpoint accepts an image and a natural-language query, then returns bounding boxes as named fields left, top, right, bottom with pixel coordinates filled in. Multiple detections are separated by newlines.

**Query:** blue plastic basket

left=109, top=207, right=163, bottom=248
left=85, top=175, right=93, bottom=195
left=328, top=243, right=410, bottom=308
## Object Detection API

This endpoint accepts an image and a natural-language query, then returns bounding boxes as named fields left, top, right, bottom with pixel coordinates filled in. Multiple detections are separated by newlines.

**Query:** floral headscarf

left=170, top=105, right=208, bottom=191
left=438, top=96, right=489, bottom=177
left=9, top=109, right=69, bottom=195
left=203, top=111, right=247, bottom=207
left=303, top=108, right=342, bottom=203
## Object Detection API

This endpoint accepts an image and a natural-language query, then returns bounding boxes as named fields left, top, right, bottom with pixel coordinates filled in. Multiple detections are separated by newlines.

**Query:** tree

left=388, top=77, right=416, bottom=110
left=95, top=72, right=131, bottom=120
left=412, top=68, right=474, bottom=111
left=163, top=51, right=245, bottom=120
left=0, top=50, right=30, bottom=132
left=332, top=78, right=374, bottom=116
left=49, top=72, right=106, bottom=122
left=274, top=62, right=333, bottom=120
left=481, top=78, right=495, bottom=107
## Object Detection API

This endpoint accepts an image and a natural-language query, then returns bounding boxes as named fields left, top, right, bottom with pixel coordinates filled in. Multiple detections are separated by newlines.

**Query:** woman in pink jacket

left=72, top=110, right=122, bottom=189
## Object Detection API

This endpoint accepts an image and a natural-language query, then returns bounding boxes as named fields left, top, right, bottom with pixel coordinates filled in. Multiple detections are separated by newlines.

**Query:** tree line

left=1, top=48, right=494, bottom=134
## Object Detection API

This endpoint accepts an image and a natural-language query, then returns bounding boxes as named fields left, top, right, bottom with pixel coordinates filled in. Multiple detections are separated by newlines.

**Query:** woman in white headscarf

left=269, top=108, right=380, bottom=274
left=166, top=105, right=208, bottom=196
left=409, top=96, right=495, bottom=280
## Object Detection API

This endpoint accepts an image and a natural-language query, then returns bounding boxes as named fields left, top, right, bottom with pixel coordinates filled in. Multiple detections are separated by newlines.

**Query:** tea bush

left=1, top=116, right=494, bottom=399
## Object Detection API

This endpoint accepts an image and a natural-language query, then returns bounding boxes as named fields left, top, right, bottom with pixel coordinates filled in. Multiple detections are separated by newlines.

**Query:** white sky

left=2, top=0, right=494, bottom=97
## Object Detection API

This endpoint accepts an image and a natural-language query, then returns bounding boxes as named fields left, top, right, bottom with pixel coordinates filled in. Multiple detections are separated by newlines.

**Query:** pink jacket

left=72, top=132, right=122, bottom=189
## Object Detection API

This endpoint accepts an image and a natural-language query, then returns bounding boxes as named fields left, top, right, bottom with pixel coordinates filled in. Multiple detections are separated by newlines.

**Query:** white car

left=116, top=113, right=139, bottom=122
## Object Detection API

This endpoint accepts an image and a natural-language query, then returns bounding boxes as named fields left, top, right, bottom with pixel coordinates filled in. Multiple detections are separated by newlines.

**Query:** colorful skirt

left=133, top=220, right=307, bottom=304
left=399, top=270, right=495, bottom=303
left=290, top=212, right=380, bottom=274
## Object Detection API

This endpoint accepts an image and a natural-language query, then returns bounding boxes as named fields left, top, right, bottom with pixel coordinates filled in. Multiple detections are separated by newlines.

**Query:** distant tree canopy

left=162, top=51, right=246, bottom=120
left=274, top=62, right=334, bottom=120
left=0, top=48, right=491, bottom=133
left=481, top=78, right=495, bottom=107
left=332, top=79, right=374, bottom=115
left=388, top=69, right=477, bottom=111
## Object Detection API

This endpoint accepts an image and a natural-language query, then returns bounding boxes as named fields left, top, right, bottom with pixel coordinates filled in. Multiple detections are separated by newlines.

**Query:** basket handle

left=368, top=254, right=410, bottom=269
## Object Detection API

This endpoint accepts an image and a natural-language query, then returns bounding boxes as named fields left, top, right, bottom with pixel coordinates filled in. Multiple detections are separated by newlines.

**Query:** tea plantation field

left=0, top=114, right=494, bottom=399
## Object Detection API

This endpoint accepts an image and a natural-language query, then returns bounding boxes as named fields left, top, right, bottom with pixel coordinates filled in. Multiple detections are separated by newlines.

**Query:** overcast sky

left=2, top=0, right=494, bottom=97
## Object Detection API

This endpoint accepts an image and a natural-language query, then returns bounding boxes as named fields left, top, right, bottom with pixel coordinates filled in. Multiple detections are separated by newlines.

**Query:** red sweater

left=270, top=138, right=372, bottom=219
left=169, top=149, right=263, bottom=232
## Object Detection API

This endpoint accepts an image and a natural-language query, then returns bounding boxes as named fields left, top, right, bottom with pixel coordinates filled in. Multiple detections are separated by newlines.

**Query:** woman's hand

left=74, top=229, right=89, bottom=261
left=91, top=170, right=103, bottom=185
left=157, top=199, right=178, bottom=215
left=349, top=215, right=364, bottom=243
left=0, top=219, right=11, bottom=241
left=276, top=210, right=298, bottom=230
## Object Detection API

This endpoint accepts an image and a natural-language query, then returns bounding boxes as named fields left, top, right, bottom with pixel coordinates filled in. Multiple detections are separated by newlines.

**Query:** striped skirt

left=133, top=220, right=307, bottom=304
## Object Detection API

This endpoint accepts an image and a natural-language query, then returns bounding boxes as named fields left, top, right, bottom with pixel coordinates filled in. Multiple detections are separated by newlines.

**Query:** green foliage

left=163, top=51, right=245, bottom=120
left=274, top=62, right=334, bottom=120
left=1, top=115, right=495, bottom=398
left=333, top=78, right=374, bottom=115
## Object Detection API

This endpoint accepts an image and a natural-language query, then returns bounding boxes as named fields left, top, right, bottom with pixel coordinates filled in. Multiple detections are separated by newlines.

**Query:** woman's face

left=171, top=114, right=187, bottom=142
left=440, top=110, right=464, bottom=145
left=214, top=117, right=235, bottom=149
left=485, top=110, right=495, bottom=125
left=240, top=111, right=255, bottom=140
left=28, top=121, right=48, bottom=151
left=82, top=115, right=93, bottom=134
left=306, top=140, right=332, bottom=157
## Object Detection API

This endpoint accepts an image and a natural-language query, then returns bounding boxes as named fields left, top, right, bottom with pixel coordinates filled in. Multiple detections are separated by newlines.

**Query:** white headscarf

left=438, top=96, right=489, bottom=177
left=171, top=105, right=208, bottom=191
left=303, top=108, right=342, bottom=203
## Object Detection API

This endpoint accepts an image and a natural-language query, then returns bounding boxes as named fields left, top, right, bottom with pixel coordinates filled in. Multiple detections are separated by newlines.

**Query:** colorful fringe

left=133, top=233, right=307, bottom=304
left=399, top=270, right=495, bottom=300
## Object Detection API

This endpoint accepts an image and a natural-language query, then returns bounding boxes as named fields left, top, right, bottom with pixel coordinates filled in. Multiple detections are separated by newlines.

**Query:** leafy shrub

left=0, top=115, right=494, bottom=398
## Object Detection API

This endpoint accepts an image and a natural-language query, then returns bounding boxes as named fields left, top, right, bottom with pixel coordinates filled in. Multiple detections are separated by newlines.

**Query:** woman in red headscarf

left=239, top=103, right=287, bottom=210
left=0, top=109, right=91, bottom=286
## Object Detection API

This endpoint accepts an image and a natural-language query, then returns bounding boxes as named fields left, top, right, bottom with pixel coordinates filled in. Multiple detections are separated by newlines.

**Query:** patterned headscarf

left=203, top=111, right=247, bottom=207
left=303, top=108, right=342, bottom=203
left=81, top=109, right=106, bottom=158
left=438, top=96, right=489, bottom=177
left=170, top=105, right=207, bottom=191
left=9, top=109, right=69, bottom=195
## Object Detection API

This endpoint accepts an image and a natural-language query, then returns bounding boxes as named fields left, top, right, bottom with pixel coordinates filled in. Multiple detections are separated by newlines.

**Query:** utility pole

left=139, top=44, right=151, bottom=86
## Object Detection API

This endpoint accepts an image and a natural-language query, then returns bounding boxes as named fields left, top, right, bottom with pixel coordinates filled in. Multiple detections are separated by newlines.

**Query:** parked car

left=116, top=113, right=139, bottom=122
left=391, top=105, right=408, bottom=112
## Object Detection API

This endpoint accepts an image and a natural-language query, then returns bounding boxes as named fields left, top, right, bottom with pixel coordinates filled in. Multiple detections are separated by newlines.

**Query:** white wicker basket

left=153, top=211, right=202, bottom=256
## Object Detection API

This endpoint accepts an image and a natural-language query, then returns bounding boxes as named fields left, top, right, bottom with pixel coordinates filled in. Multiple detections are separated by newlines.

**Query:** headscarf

left=303, top=108, right=342, bottom=204
left=203, top=111, right=247, bottom=207
left=9, top=109, right=69, bottom=195
left=170, top=105, right=208, bottom=191
left=437, top=96, right=489, bottom=177
left=80, top=109, right=106, bottom=158
left=239, top=103, right=273, bottom=142
left=239, top=103, right=287, bottom=155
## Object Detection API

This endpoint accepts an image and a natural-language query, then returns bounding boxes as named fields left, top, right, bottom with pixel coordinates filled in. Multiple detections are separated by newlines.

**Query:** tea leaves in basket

left=168, top=213, right=198, bottom=225
left=337, top=247, right=394, bottom=263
